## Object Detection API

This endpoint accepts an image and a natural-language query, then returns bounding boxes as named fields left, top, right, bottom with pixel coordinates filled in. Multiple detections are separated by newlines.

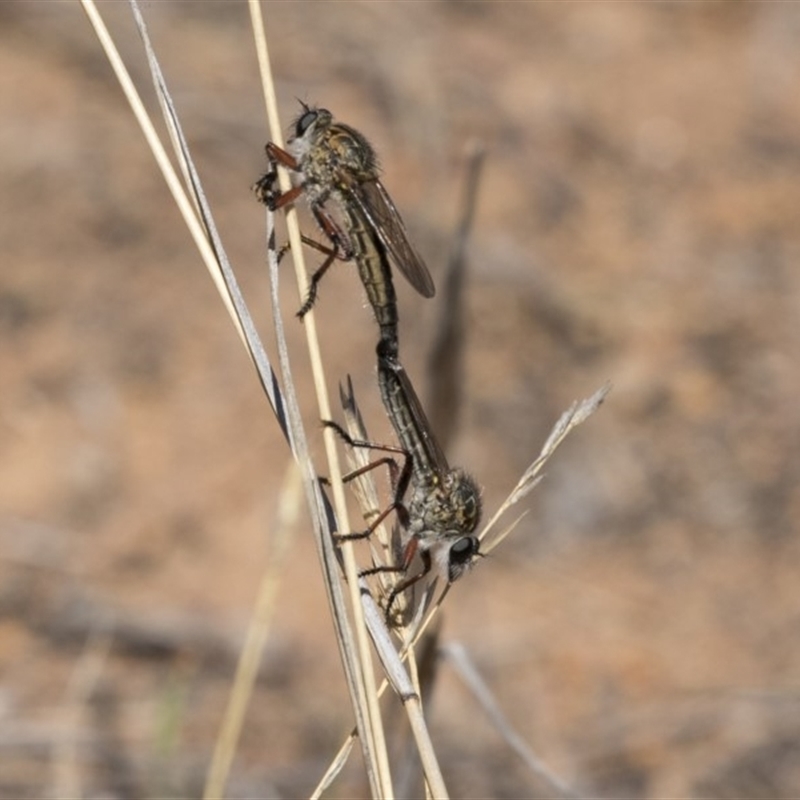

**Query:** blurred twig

left=50, top=626, right=112, bottom=800
left=204, top=460, right=301, bottom=800
left=427, top=142, right=485, bottom=451
left=442, top=642, right=577, bottom=799
left=481, top=382, right=611, bottom=553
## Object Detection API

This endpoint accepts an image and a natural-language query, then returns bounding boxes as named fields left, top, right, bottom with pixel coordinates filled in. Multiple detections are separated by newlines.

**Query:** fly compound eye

left=295, top=109, right=318, bottom=137
left=451, top=536, right=478, bottom=560
left=447, top=536, right=480, bottom=583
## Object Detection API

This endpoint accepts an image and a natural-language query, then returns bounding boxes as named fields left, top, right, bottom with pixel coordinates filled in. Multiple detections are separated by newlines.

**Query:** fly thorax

left=407, top=479, right=468, bottom=547
left=444, top=469, right=482, bottom=533
left=408, top=476, right=452, bottom=549
left=405, top=482, right=437, bottom=539
left=328, top=123, right=379, bottom=180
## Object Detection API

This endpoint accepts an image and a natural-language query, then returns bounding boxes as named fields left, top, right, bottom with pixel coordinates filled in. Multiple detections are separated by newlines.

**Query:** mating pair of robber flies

left=254, top=104, right=481, bottom=622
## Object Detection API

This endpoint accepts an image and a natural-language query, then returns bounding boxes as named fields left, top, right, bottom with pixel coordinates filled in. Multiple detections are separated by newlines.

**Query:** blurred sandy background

left=1, top=3, right=799, bottom=798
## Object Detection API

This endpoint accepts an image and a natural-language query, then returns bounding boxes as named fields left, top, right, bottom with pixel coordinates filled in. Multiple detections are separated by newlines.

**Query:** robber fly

left=373, top=342, right=482, bottom=618
left=326, top=348, right=482, bottom=623
left=254, top=104, right=435, bottom=357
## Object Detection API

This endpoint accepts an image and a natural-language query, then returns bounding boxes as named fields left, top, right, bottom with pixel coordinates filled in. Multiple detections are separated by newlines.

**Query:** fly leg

left=252, top=142, right=305, bottom=209
left=322, top=420, right=412, bottom=540
left=294, top=205, right=357, bottom=318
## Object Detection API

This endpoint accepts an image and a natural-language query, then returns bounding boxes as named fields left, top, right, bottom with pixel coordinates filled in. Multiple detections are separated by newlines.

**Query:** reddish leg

left=382, top=541, right=432, bottom=624
left=253, top=142, right=302, bottom=209
left=323, top=420, right=413, bottom=531
left=253, top=141, right=361, bottom=317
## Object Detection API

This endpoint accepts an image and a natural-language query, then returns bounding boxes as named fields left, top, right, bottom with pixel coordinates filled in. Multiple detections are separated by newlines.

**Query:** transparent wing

left=352, top=180, right=436, bottom=299
left=392, top=361, right=450, bottom=478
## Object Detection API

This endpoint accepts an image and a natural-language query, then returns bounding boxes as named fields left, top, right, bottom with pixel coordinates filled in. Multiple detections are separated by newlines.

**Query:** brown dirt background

left=2, top=3, right=800, bottom=798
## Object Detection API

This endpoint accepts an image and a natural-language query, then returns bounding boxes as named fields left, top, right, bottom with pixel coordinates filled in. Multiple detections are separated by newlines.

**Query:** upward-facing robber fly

left=253, top=104, right=435, bottom=357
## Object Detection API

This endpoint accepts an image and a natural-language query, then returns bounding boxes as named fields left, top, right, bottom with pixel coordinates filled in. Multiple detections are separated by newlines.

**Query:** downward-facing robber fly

left=253, top=104, right=435, bottom=355
left=329, top=345, right=483, bottom=622
left=325, top=350, right=481, bottom=625
left=375, top=345, right=482, bottom=618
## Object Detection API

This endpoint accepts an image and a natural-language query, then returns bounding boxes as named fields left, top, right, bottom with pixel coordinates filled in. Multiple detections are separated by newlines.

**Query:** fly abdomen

left=342, top=206, right=400, bottom=356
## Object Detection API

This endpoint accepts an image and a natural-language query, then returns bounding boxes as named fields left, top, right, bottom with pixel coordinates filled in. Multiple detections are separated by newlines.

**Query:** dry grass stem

left=50, top=628, right=112, bottom=800
left=310, top=735, right=357, bottom=800
left=338, top=377, right=397, bottom=579
left=83, top=0, right=294, bottom=443
left=86, top=0, right=390, bottom=794
left=337, top=378, right=431, bottom=630
left=250, top=4, right=393, bottom=794
left=83, top=2, right=609, bottom=795
left=442, top=643, right=576, bottom=798
left=265, top=206, right=397, bottom=795
left=259, top=88, right=449, bottom=800
left=322, top=330, right=609, bottom=794
left=481, top=382, right=611, bottom=553
left=319, top=379, right=610, bottom=787
left=204, top=460, right=301, bottom=800
left=360, top=592, right=448, bottom=799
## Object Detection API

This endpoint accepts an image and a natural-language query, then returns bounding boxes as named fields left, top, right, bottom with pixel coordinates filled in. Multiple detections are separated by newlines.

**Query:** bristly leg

left=296, top=236, right=344, bottom=318
left=382, top=543, right=431, bottom=625
left=252, top=141, right=303, bottom=209
left=323, top=420, right=413, bottom=526
left=322, top=419, right=415, bottom=543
